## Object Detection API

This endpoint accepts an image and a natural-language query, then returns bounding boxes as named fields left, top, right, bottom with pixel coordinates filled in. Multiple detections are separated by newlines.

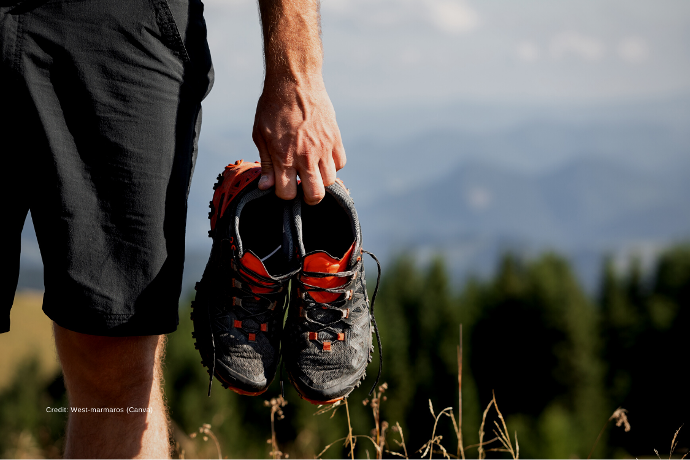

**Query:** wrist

left=263, top=71, right=324, bottom=87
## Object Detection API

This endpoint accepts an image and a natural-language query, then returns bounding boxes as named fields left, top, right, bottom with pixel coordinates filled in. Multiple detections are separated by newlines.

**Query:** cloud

left=516, top=41, right=540, bottom=63
left=618, top=37, right=649, bottom=63
left=550, top=32, right=605, bottom=61
left=424, top=0, right=480, bottom=35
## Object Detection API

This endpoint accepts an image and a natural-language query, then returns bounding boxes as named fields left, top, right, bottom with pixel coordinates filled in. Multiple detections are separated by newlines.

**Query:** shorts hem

left=43, top=304, right=179, bottom=337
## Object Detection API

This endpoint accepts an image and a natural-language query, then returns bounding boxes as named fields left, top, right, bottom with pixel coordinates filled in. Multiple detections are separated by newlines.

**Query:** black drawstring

left=363, top=250, right=383, bottom=396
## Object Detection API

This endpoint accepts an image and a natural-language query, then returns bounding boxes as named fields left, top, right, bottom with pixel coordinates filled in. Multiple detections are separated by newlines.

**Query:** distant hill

left=355, top=156, right=690, bottom=290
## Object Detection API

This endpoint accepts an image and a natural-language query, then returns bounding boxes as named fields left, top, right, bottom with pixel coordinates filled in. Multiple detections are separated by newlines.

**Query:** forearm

left=257, top=0, right=323, bottom=80
left=253, top=0, right=345, bottom=204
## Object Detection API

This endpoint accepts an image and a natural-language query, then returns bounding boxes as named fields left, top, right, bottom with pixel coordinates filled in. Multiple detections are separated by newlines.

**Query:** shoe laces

left=295, top=249, right=383, bottom=396
left=229, top=256, right=292, bottom=331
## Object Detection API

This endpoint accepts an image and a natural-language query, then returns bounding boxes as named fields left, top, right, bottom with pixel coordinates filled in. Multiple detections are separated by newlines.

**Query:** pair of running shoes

left=191, top=161, right=382, bottom=405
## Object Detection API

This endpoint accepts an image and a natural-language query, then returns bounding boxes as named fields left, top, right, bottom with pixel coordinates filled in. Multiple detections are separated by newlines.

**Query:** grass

left=1, top=300, right=686, bottom=459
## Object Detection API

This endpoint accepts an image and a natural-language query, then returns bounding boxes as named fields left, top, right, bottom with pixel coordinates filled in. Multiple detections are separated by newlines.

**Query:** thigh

left=6, top=0, right=213, bottom=336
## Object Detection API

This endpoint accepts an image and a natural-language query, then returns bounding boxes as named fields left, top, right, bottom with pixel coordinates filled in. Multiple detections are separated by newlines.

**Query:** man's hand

left=253, top=75, right=346, bottom=205
left=253, top=0, right=345, bottom=205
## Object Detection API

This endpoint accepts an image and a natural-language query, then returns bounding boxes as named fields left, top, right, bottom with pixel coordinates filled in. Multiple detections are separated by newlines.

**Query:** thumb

left=252, top=125, right=275, bottom=190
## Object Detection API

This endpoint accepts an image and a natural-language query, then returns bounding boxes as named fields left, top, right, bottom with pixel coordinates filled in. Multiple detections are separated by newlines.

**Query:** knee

left=54, top=323, right=164, bottom=401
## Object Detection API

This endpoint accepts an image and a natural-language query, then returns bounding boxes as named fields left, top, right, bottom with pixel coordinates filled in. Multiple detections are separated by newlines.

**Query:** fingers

left=332, top=132, right=347, bottom=172
left=252, top=125, right=275, bottom=190
left=274, top=163, right=298, bottom=200
left=319, top=155, right=337, bottom=187
left=300, top=156, right=326, bottom=205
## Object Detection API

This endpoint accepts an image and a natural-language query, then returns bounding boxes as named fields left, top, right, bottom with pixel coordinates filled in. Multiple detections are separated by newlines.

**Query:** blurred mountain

left=355, top=155, right=690, bottom=290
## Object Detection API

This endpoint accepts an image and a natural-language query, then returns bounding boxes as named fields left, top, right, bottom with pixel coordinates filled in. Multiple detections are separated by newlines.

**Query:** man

left=0, top=0, right=343, bottom=456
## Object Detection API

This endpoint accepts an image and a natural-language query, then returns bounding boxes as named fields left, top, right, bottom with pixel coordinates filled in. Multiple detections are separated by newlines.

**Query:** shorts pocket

left=149, top=0, right=190, bottom=63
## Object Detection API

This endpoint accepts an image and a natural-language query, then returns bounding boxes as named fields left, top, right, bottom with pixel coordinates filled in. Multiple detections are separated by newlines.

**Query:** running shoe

left=283, top=179, right=382, bottom=404
left=191, top=160, right=297, bottom=396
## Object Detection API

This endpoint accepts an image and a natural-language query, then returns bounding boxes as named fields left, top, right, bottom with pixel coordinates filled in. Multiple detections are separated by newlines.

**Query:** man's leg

left=54, top=324, right=170, bottom=458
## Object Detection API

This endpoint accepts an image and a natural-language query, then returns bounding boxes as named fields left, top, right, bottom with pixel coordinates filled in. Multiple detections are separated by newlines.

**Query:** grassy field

left=0, top=291, right=59, bottom=390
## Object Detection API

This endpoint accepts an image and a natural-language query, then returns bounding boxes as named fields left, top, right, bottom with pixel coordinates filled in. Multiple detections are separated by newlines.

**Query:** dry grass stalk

left=189, top=423, right=221, bottom=459
left=488, top=391, right=518, bottom=459
left=477, top=393, right=494, bottom=459
left=475, top=392, right=518, bottom=459
left=345, top=399, right=355, bottom=460
left=417, top=400, right=455, bottom=459
left=670, top=425, right=683, bottom=460
left=465, top=437, right=500, bottom=451
left=313, top=399, right=343, bottom=418
left=457, top=324, right=465, bottom=460
left=386, top=422, right=409, bottom=459
left=587, top=407, right=631, bottom=460
left=264, top=396, right=288, bottom=459
left=363, top=382, right=390, bottom=459
left=317, top=433, right=382, bottom=458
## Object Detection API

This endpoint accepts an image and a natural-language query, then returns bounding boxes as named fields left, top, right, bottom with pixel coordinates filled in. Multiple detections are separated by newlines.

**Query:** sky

left=199, top=0, right=690, bottom=136
left=179, top=0, right=690, bottom=250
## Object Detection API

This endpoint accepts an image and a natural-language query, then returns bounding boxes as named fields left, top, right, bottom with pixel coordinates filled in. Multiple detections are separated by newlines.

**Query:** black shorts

left=0, top=0, right=214, bottom=335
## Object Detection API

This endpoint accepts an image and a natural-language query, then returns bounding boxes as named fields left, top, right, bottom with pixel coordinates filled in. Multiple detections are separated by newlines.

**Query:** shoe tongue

left=302, top=242, right=355, bottom=304
left=239, top=251, right=275, bottom=295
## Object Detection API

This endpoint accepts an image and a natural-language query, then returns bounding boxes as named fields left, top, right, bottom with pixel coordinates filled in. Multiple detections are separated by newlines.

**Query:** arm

left=253, top=0, right=346, bottom=205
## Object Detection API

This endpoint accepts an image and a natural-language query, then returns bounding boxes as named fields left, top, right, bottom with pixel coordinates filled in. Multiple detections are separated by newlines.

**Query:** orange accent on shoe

left=308, top=331, right=318, bottom=340
left=210, top=162, right=262, bottom=230
left=260, top=323, right=268, bottom=332
left=301, top=242, right=355, bottom=303
left=216, top=375, right=269, bottom=396
left=239, top=252, right=274, bottom=294
left=233, top=320, right=242, bottom=328
left=322, top=341, right=332, bottom=351
left=248, top=333, right=256, bottom=342
left=337, top=333, right=345, bottom=341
